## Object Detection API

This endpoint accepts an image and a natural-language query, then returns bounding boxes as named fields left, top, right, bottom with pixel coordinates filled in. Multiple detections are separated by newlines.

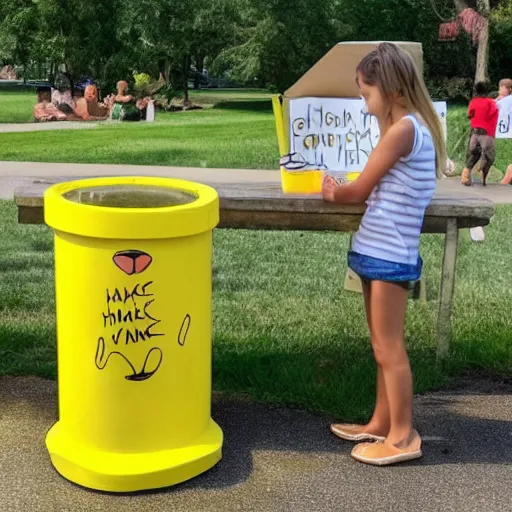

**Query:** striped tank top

left=351, top=114, right=437, bottom=265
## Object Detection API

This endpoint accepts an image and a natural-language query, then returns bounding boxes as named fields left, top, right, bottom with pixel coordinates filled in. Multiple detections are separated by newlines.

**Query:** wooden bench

left=14, top=178, right=495, bottom=361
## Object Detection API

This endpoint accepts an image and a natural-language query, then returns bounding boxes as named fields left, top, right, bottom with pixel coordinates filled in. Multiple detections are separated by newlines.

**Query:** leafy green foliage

left=1, top=0, right=512, bottom=97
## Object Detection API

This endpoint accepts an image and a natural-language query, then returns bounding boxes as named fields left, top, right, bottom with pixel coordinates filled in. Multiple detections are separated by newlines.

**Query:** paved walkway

left=1, top=162, right=511, bottom=511
left=0, top=161, right=280, bottom=200
left=0, top=122, right=98, bottom=133
left=0, top=160, right=511, bottom=203
left=1, top=376, right=511, bottom=512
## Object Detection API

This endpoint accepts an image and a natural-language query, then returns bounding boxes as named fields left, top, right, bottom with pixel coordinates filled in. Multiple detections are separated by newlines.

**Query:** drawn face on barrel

left=94, top=249, right=191, bottom=382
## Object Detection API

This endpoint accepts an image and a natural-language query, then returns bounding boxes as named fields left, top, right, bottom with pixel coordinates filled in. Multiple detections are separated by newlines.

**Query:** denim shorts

left=347, top=251, right=422, bottom=288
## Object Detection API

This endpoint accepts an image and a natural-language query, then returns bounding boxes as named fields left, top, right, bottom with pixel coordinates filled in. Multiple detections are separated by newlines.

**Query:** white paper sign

left=496, top=95, right=512, bottom=139
left=284, top=98, right=447, bottom=173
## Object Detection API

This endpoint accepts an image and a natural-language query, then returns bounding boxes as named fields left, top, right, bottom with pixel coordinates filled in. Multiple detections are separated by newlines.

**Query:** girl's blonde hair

left=356, top=43, right=447, bottom=178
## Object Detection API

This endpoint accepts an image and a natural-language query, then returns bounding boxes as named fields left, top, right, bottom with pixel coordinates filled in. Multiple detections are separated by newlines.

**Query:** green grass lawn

left=1, top=91, right=511, bottom=175
left=0, top=90, right=35, bottom=123
left=0, top=90, right=277, bottom=169
left=1, top=89, right=511, bottom=420
left=1, top=199, right=510, bottom=420
left=0, top=87, right=273, bottom=123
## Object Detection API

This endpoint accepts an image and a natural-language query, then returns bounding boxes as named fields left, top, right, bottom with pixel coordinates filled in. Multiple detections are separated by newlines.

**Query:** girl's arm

left=324, top=118, right=415, bottom=205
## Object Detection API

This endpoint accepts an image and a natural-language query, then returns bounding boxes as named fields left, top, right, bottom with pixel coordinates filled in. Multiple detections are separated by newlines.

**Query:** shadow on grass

left=213, top=99, right=273, bottom=112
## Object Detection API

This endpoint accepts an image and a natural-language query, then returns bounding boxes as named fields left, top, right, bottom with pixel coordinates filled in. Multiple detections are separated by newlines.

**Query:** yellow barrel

left=44, top=176, right=223, bottom=493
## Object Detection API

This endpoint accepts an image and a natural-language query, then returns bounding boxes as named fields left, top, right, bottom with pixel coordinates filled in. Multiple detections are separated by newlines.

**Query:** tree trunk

left=452, top=0, right=490, bottom=84
left=49, top=62, right=55, bottom=85
left=194, top=55, right=205, bottom=90
left=474, top=17, right=489, bottom=83
left=183, top=55, right=190, bottom=103
left=164, top=61, right=172, bottom=84
left=474, top=0, right=490, bottom=83
left=63, top=63, right=74, bottom=97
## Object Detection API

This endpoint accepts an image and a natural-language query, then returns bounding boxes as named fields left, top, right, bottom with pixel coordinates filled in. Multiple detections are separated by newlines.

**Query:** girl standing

left=323, top=43, right=446, bottom=466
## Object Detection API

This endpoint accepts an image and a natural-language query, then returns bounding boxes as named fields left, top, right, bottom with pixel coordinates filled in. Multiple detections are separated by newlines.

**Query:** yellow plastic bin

left=44, top=176, right=223, bottom=493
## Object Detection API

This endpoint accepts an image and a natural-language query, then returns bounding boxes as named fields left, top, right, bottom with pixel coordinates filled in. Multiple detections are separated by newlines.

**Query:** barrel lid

left=44, top=177, right=219, bottom=239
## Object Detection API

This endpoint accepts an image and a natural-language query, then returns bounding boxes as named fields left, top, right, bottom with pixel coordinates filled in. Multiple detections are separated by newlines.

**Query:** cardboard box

left=275, top=41, right=424, bottom=193
left=285, top=41, right=423, bottom=99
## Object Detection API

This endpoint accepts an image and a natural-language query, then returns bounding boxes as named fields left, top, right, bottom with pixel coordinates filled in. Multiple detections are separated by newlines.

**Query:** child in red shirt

left=461, top=82, right=498, bottom=186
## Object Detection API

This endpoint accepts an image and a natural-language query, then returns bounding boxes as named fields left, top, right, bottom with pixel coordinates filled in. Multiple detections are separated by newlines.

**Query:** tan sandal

left=351, top=431, right=422, bottom=466
left=330, top=423, right=386, bottom=442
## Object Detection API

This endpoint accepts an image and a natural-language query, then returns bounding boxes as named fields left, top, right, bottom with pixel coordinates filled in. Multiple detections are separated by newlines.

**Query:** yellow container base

left=280, top=168, right=323, bottom=194
left=46, top=420, right=223, bottom=493
left=280, top=169, right=361, bottom=194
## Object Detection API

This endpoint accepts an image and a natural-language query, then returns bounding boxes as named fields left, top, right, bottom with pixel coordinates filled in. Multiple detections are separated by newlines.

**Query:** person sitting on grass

left=74, top=84, right=111, bottom=121
left=111, top=80, right=149, bottom=121
left=34, top=87, right=67, bottom=122
left=461, top=82, right=499, bottom=187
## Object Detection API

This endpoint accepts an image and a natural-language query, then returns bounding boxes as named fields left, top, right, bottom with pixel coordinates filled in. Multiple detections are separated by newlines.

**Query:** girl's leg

left=480, top=135, right=496, bottom=186
left=501, top=164, right=512, bottom=185
left=369, top=280, right=416, bottom=447
left=331, top=280, right=389, bottom=440
left=362, top=280, right=390, bottom=437
left=461, top=134, right=481, bottom=186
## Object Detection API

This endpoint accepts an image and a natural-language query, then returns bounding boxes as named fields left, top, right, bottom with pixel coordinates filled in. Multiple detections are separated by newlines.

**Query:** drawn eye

left=326, top=112, right=335, bottom=126
left=292, top=118, right=306, bottom=135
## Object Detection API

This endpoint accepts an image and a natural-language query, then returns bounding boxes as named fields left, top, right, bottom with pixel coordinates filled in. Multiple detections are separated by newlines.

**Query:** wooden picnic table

left=14, top=178, right=495, bottom=361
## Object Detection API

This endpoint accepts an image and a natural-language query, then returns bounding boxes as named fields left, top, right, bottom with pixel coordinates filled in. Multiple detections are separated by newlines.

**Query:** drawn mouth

left=113, top=250, right=152, bottom=275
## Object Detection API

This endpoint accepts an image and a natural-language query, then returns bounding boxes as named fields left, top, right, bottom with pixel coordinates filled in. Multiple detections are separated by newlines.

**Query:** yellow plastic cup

left=44, top=176, right=223, bottom=493
left=280, top=168, right=324, bottom=194
left=280, top=169, right=361, bottom=194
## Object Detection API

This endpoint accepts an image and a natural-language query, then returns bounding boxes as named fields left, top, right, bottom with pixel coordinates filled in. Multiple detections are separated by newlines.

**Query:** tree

left=33, top=0, right=122, bottom=90
left=452, top=0, right=490, bottom=82
left=120, top=0, right=202, bottom=101
left=489, top=0, right=512, bottom=83
left=433, top=0, right=508, bottom=83
left=475, top=0, right=491, bottom=82
left=0, top=1, right=38, bottom=71
left=189, top=0, right=240, bottom=89
left=212, top=0, right=345, bottom=91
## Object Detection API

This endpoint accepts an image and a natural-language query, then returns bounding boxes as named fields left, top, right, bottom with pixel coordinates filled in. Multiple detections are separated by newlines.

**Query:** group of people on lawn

left=34, top=78, right=153, bottom=123
left=462, top=78, right=512, bottom=186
